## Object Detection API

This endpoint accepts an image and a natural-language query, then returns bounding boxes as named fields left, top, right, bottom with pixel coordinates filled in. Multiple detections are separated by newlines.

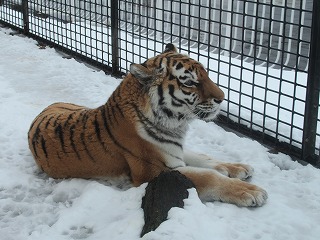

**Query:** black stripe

left=132, top=104, right=183, bottom=142
left=175, top=78, right=183, bottom=87
left=55, top=124, right=66, bottom=153
left=103, top=103, right=119, bottom=127
left=70, top=125, right=81, bottom=160
left=164, top=151, right=183, bottom=161
left=176, top=62, right=183, bottom=70
left=185, top=97, right=197, bottom=105
left=94, top=113, right=105, bottom=151
left=32, top=127, right=40, bottom=157
left=178, top=113, right=184, bottom=121
left=31, top=115, right=48, bottom=158
left=168, top=84, right=186, bottom=106
left=100, top=106, right=138, bottom=158
left=45, top=116, right=55, bottom=129
left=157, top=85, right=164, bottom=105
left=171, top=100, right=183, bottom=107
left=179, top=75, right=188, bottom=80
left=141, top=61, right=147, bottom=67
left=101, top=105, right=114, bottom=127
left=32, top=141, right=38, bottom=158
left=133, top=104, right=179, bottom=137
left=168, top=73, right=176, bottom=81
left=162, top=108, right=173, bottom=118
left=166, top=56, right=172, bottom=67
left=158, top=57, right=163, bottom=68
left=152, top=109, right=159, bottom=119
left=109, top=102, right=120, bottom=125
left=101, top=106, right=110, bottom=131
left=80, top=132, right=95, bottom=162
left=76, top=111, right=85, bottom=124
left=112, top=91, right=125, bottom=118
left=172, top=59, right=177, bottom=66
left=82, top=113, right=89, bottom=124
left=41, top=137, right=48, bottom=158
left=53, top=114, right=63, bottom=127
left=94, top=115, right=102, bottom=142
left=143, top=125, right=183, bottom=149
left=64, top=112, right=76, bottom=127
left=182, top=58, right=191, bottom=63
left=81, top=114, right=95, bottom=162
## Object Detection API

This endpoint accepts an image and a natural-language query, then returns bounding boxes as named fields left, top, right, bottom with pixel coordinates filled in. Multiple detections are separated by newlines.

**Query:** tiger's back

left=28, top=77, right=167, bottom=181
left=28, top=102, right=118, bottom=178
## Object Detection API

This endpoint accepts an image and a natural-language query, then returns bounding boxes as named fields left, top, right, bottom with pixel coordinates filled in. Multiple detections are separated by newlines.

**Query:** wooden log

left=141, top=171, right=195, bottom=237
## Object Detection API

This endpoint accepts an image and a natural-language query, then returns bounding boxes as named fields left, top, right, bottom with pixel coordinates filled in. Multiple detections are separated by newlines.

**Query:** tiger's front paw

left=214, top=163, right=254, bottom=180
left=219, top=180, right=268, bottom=207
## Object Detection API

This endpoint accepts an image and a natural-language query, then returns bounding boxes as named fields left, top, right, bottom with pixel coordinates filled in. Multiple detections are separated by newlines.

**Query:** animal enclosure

left=0, top=0, right=319, bottom=166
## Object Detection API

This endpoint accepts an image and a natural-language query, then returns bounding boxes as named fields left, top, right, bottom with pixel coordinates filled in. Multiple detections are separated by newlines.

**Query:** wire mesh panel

left=0, top=0, right=24, bottom=29
left=27, top=0, right=113, bottom=67
left=118, top=0, right=159, bottom=70
left=118, top=0, right=316, bottom=158
left=118, top=0, right=312, bottom=68
left=207, top=0, right=313, bottom=155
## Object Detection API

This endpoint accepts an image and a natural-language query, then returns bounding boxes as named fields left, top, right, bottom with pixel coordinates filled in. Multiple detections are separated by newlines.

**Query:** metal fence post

left=111, top=0, right=120, bottom=76
left=302, top=0, right=320, bottom=166
left=22, top=0, right=29, bottom=35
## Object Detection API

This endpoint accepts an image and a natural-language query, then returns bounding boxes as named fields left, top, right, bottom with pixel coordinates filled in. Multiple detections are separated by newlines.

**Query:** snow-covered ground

left=1, top=26, right=320, bottom=240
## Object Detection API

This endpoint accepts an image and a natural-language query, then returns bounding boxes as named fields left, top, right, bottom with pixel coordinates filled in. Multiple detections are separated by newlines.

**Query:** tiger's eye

left=183, top=80, right=195, bottom=87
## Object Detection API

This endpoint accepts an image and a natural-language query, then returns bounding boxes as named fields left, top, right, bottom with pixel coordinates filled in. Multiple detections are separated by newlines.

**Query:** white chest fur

left=136, top=121, right=187, bottom=169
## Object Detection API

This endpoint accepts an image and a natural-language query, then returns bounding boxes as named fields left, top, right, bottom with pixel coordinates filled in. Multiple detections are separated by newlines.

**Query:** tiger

left=28, top=43, right=267, bottom=207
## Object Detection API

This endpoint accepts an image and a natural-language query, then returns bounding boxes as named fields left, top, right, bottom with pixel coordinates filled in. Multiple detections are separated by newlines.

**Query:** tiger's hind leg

left=183, top=150, right=253, bottom=180
left=176, top=166, right=267, bottom=207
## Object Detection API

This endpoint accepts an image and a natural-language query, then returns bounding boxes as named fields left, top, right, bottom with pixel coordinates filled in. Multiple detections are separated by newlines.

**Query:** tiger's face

left=130, top=43, right=224, bottom=127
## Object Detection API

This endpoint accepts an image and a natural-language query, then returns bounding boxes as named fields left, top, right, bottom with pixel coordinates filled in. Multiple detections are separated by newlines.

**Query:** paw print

left=62, top=226, right=94, bottom=239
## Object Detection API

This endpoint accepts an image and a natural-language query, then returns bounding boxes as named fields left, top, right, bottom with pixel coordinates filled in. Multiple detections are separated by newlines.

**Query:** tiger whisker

left=179, top=107, right=197, bottom=121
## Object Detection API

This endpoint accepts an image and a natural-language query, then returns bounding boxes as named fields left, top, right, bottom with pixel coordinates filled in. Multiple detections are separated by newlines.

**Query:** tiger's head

left=130, top=43, right=224, bottom=128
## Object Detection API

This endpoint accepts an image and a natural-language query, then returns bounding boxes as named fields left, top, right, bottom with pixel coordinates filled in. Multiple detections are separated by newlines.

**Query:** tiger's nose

left=214, top=99, right=223, bottom=104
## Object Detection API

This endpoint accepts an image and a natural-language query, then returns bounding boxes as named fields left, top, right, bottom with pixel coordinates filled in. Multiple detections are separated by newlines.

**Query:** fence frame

left=302, top=0, right=320, bottom=166
left=111, top=0, right=120, bottom=75
left=1, top=0, right=319, bottom=167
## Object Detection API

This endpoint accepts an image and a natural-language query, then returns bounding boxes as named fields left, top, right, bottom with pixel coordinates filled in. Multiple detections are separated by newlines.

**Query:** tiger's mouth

left=193, top=104, right=220, bottom=121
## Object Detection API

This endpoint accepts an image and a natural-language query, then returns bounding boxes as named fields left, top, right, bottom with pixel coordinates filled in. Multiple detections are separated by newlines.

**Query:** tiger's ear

left=130, top=63, right=154, bottom=85
left=163, top=43, right=178, bottom=53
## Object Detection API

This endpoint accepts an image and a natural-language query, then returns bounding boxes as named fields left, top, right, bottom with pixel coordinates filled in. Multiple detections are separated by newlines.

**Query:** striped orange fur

left=28, top=44, right=267, bottom=207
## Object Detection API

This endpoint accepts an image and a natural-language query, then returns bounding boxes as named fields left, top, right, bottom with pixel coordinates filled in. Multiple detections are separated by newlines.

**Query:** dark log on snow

left=141, top=171, right=195, bottom=237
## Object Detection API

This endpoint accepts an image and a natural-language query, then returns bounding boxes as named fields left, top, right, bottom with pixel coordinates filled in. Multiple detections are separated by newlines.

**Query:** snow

left=0, top=26, right=320, bottom=240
